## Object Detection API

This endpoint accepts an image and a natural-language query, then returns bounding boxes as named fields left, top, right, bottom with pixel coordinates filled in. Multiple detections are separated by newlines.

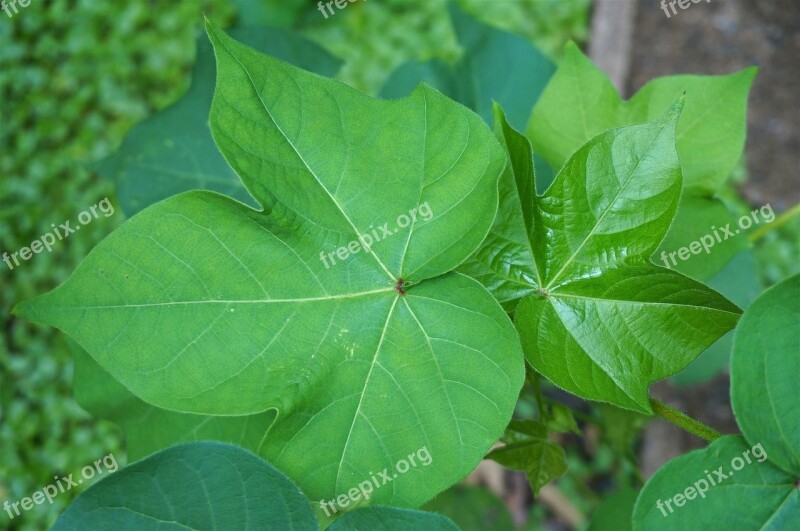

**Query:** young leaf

left=528, top=42, right=756, bottom=280
left=489, top=419, right=567, bottom=494
left=731, top=274, right=800, bottom=476
left=473, top=104, right=740, bottom=413
left=15, top=22, right=524, bottom=511
left=328, top=506, right=459, bottom=531
left=53, top=442, right=317, bottom=530
left=632, top=436, right=799, bottom=531
left=98, top=27, right=342, bottom=215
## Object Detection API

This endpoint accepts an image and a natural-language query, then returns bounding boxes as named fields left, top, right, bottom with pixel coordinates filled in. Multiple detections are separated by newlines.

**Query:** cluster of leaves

left=7, top=2, right=798, bottom=531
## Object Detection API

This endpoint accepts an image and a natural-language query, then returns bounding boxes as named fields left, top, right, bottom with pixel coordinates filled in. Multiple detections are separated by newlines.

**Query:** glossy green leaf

left=52, top=442, right=317, bottom=530
left=328, top=506, right=459, bottom=531
left=673, top=250, right=760, bottom=385
left=98, top=28, right=342, bottom=215
left=633, top=436, right=799, bottom=531
left=489, top=419, right=566, bottom=494
left=731, top=274, right=800, bottom=476
left=475, top=103, right=740, bottom=412
left=422, top=485, right=514, bottom=531
left=528, top=42, right=756, bottom=279
left=72, top=345, right=275, bottom=461
left=16, top=22, right=523, bottom=511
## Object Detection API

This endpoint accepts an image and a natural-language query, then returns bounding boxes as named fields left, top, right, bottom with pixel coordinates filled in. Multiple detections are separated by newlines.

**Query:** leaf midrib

left=542, top=123, right=671, bottom=291
left=55, top=287, right=397, bottom=311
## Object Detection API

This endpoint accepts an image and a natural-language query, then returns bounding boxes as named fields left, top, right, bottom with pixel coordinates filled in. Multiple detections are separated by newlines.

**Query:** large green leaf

left=633, top=436, right=799, bottom=531
left=380, top=3, right=556, bottom=192
left=731, top=274, right=800, bottom=476
left=72, top=344, right=276, bottom=461
left=16, top=22, right=523, bottom=511
left=469, top=103, right=740, bottom=412
left=98, top=27, right=341, bottom=215
left=328, top=506, right=459, bottom=531
left=53, top=442, right=317, bottom=530
left=528, top=42, right=756, bottom=279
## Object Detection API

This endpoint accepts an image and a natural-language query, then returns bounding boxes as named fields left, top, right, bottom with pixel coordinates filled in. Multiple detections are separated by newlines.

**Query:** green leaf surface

left=673, top=249, right=761, bottom=385
left=52, top=442, right=317, bottom=530
left=489, top=419, right=566, bottom=494
left=72, top=344, right=275, bottom=461
left=528, top=42, right=755, bottom=193
left=328, top=506, right=459, bottom=531
left=731, top=274, right=800, bottom=476
left=528, top=42, right=756, bottom=279
left=633, top=435, right=799, bottom=531
left=655, top=195, right=749, bottom=281
left=98, top=27, right=342, bottom=215
left=422, top=485, right=514, bottom=531
left=473, top=104, right=740, bottom=412
left=16, top=22, right=523, bottom=511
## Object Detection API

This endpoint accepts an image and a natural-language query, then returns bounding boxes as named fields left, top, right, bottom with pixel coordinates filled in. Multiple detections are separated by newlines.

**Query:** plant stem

left=748, top=202, right=800, bottom=242
left=648, top=398, right=722, bottom=443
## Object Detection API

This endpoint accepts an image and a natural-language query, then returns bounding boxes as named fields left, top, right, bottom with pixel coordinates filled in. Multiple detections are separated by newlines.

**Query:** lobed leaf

left=16, top=21, right=524, bottom=511
left=470, top=103, right=740, bottom=412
